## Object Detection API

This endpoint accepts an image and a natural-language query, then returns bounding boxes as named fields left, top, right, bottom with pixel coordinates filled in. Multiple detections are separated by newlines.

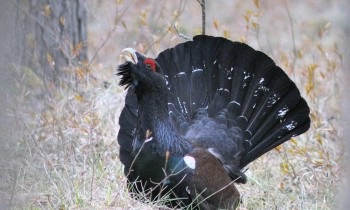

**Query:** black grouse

left=117, top=35, right=310, bottom=209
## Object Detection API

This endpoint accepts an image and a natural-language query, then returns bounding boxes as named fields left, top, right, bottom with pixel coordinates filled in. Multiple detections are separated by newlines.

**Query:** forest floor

left=1, top=0, right=349, bottom=209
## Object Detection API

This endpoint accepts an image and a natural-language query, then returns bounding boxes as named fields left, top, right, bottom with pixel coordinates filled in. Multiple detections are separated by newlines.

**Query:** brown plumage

left=184, top=148, right=240, bottom=209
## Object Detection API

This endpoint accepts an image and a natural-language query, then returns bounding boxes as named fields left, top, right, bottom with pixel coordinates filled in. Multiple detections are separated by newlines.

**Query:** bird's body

left=117, top=35, right=310, bottom=209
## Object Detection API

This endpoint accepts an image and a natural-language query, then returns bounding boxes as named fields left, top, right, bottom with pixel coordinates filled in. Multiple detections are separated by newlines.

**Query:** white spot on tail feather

left=177, top=97, right=185, bottom=113
left=192, top=69, right=203, bottom=73
left=267, top=94, right=280, bottom=107
left=284, top=121, right=297, bottom=131
left=230, top=101, right=240, bottom=106
left=218, top=88, right=229, bottom=93
left=184, top=156, right=196, bottom=169
left=258, top=85, right=269, bottom=92
left=183, top=101, right=188, bottom=114
left=277, top=106, right=289, bottom=119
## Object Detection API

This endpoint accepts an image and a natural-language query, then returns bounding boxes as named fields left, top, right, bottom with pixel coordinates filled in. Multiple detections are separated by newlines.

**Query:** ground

left=0, top=0, right=349, bottom=209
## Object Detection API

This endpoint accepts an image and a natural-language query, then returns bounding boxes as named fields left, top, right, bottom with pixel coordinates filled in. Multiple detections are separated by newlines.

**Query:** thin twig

left=90, top=2, right=131, bottom=63
left=9, top=166, right=18, bottom=206
left=196, top=0, right=206, bottom=35
left=285, top=1, right=296, bottom=75
left=173, top=24, right=192, bottom=41
left=144, top=0, right=187, bottom=53
left=89, top=116, right=95, bottom=205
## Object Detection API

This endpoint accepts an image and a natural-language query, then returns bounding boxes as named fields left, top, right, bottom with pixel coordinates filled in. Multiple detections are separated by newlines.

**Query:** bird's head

left=117, top=48, right=166, bottom=90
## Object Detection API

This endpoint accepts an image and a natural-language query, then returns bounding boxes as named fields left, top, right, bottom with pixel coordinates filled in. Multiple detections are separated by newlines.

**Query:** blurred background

left=0, top=0, right=349, bottom=209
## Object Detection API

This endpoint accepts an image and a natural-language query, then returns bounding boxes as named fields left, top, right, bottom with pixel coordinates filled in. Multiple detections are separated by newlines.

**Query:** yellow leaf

left=308, top=63, right=319, bottom=72
left=46, top=53, right=54, bottom=68
left=223, top=29, right=230, bottom=39
left=72, top=42, right=83, bottom=57
left=274, top=145, right=282, bottom=152
left=60, top=17, right=65, bottom=27
left=280, top=162, right=289, bottom=173
left=46, top=53, right=53, bottom=64
left=290, top=138, right=298, bottom=145
left=316, top=134, right=323, bottom=145
left=116, top=0, right=123, bottom=5
left=313, top=159, right=324, bottom=166
left=26, top=34, right=36, bottom=49
left=240, top=35, right=247, bottom=43
left=243, top=10, right=252, bottom=22
left=213, top=19, right=220, bottom=31
left=84, top=115, right=91, bottom=123
left=44, top=5, right=51, bottom=17
left=305, top=63, right=318, bottom=95
left=139, top=10, right=147, bottom=25
left=319, top=22, right=331, bottom=38
left=75, top=94, right=83, bottom=102
left=251, top=22, right=259, bottom=30
left=75, top=67, right=84, bottom=79
left=278, top=182, right=284, bottom=190
left=297, top=49, right=303, bottom=59
left=121, top=20, right=127, bottom=28
left=253, top=0, right=260, bottom=8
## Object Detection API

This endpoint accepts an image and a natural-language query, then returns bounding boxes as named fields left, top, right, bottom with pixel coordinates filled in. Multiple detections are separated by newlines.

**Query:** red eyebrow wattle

left=144, top=58, right=156, bottom=71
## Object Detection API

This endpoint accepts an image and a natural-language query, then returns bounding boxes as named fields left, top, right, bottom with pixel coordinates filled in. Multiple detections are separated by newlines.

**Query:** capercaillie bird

left=117, top=35, right=310, bottom=209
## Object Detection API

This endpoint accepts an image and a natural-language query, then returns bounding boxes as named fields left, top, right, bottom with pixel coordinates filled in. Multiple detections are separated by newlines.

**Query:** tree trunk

left=17, top=0, right=87, bottom=84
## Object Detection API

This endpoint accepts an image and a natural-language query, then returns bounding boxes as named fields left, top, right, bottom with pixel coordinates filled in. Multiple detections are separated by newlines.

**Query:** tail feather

left=190, top=69, right=208, bottom=112
left=154, top=35, right=310, bottom=167
left=238, top=65, right=277, bottom=124
left=208, top=88, right=230, bottom=117
left=242, top=99, right=310, bottom=165
left=241, top=71, right=296, bottom=135
left=118, top=35, right=310, bottom=177
left=241, top=98, right=310, bottom=165
left=247, top=84, right=302, bottom=146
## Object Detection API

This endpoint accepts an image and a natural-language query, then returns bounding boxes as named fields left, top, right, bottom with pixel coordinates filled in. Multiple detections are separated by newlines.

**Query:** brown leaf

left=44, top=5, right=51, bottom=17
left=213, top=19, right=219, bottom=31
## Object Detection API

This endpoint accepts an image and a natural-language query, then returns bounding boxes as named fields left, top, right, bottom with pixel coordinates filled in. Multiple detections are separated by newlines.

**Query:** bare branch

left=285, top=1, right=296, bottom=75
left=196, top=0, right=206, bottom=35
left=173, top=24, right=192, bottom=41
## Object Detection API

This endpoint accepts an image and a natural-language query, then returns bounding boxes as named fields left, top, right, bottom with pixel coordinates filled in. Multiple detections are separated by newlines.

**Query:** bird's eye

left=144, top=58, right=156, bottom=71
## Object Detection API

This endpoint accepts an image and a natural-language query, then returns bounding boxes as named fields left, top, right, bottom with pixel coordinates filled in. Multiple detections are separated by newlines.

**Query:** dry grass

left=1, top=0, right=347, bottom=209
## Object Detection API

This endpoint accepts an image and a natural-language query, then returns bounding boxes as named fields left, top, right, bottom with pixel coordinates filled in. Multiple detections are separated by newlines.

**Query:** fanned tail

left=154, top=35, right=310, bottom=168
left=117, top=35, right=310, bottom=178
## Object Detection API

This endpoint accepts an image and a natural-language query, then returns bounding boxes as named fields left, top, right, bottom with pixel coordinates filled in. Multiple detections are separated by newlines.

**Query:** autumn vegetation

left=3, top=0, right=347, bottom=209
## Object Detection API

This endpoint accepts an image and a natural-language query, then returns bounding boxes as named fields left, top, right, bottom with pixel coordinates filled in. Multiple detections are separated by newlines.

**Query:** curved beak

left=121, top=48, right=138, bottom=64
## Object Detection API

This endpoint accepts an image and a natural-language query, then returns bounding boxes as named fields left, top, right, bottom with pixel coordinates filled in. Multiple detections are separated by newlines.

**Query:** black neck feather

left=136, top=82, right=192, bottom=155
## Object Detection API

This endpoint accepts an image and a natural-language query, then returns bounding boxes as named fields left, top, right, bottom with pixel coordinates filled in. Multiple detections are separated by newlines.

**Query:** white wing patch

left=183, top=155, right=196, bottom=169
